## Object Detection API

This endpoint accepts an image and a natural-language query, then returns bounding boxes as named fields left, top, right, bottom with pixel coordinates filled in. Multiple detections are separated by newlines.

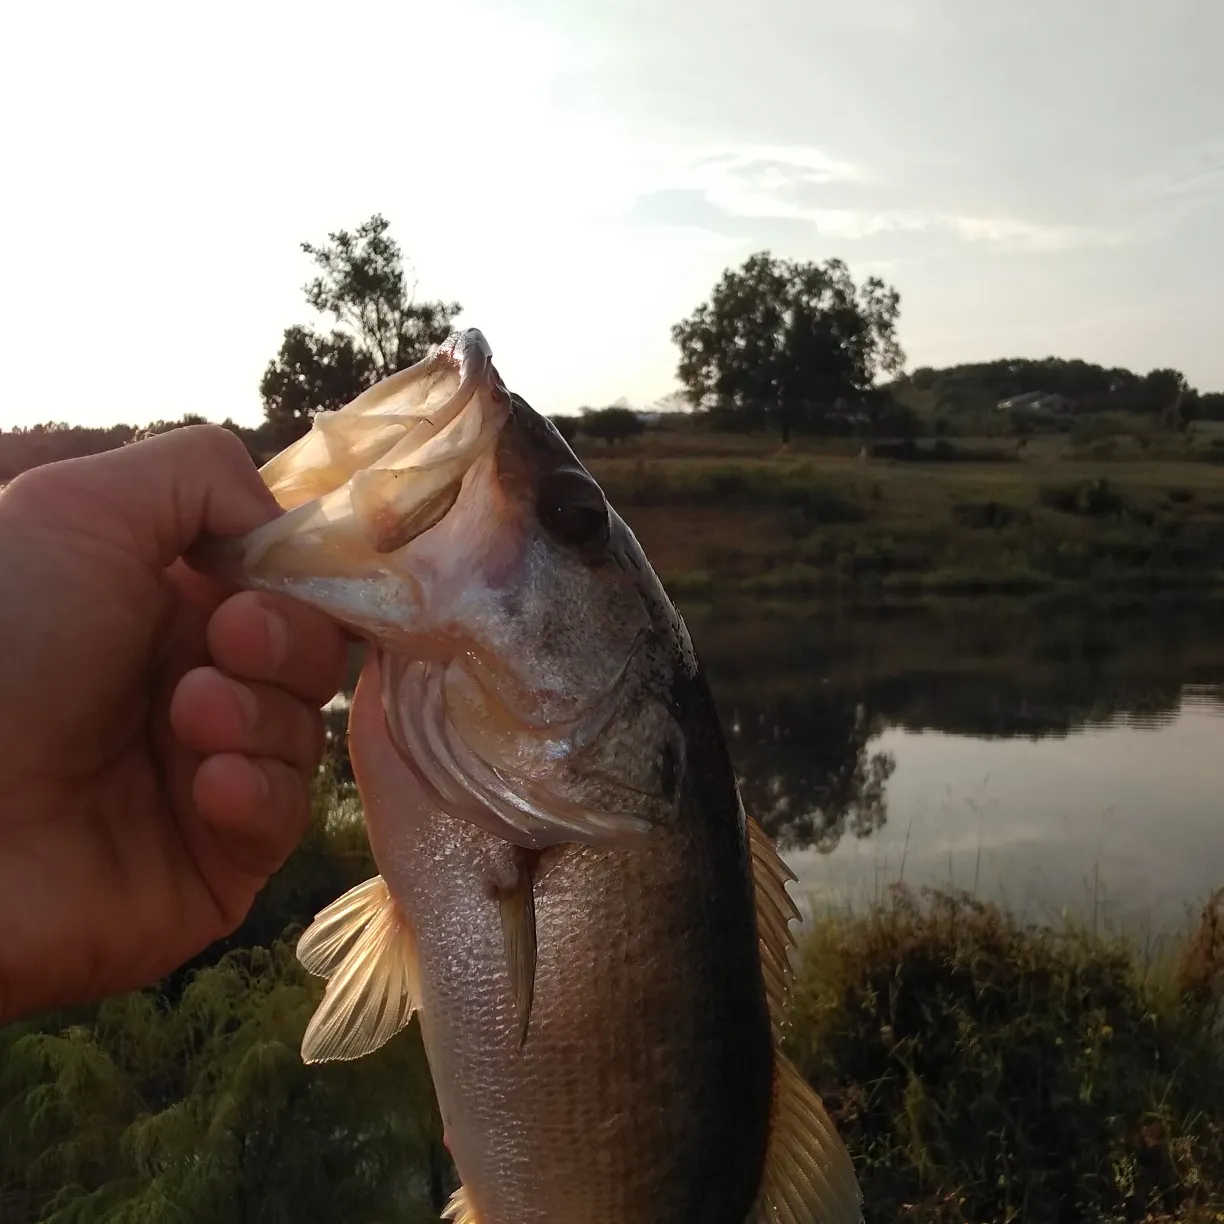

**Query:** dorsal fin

left=747, top=814, right=864, bottom=1223
left=746, top=813, right=802, bottom=1035
left=295, top=875, right=421, bottom=1065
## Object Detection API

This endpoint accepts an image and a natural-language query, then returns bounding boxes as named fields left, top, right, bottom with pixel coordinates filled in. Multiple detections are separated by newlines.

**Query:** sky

left=1, top=0, right=1221, bottom=429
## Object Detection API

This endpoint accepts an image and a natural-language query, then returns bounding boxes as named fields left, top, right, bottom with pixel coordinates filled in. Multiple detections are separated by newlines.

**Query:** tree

left=547, top=414, right=580, bottom=444
left=579, top=406, right=645, bottom=446
left=259, top=326, right=374, bottom=447
left=670, top=251, right=905, bottom=443
left=261, top=215, right=461, bottom=446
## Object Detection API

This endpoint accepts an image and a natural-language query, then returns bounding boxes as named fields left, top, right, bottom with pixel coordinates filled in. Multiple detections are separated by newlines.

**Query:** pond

left=687, top=593, right=1224, bottom=940
left=325, top=593, right=1224, bottom=941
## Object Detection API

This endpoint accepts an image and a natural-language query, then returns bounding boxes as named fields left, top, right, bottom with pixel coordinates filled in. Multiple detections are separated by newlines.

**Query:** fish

left=200, top=329, right=863, bottom=1224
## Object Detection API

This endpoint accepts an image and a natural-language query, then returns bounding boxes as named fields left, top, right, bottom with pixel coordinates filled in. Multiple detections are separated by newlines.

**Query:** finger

left=170, top=667, right=324, bottom=773
left=206, top=590, right=350, bottom=705
left=2, top=425, right=280, bottom=570
left=192, top=754, right=312, bottom=878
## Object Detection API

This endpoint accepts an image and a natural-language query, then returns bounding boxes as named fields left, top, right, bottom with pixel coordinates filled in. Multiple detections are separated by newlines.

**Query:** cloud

left=623, top=143, right=1132, bottom=254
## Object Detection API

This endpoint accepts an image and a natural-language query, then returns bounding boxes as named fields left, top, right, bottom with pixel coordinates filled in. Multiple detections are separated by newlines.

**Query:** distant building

left=996, top=391, right=1076, bottom=414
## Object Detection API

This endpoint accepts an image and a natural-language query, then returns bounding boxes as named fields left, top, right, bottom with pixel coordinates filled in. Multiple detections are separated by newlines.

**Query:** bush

left=950, top=500, right=1029, bottom=529
left=578, top=406, right=645, bottom=445
left=1039, top=478, right=1129, bottom=519
left=787, top=886, right=1224, bottom=1224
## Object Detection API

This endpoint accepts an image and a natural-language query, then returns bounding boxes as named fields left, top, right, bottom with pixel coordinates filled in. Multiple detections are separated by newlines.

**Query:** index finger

left=206, top=588, right=353, bottom=705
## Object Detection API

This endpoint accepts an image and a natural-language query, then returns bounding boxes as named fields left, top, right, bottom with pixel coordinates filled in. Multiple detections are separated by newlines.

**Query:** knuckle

left=1, top=462, right=69, bottom=513
left=185, top=423, right=252, bottom=468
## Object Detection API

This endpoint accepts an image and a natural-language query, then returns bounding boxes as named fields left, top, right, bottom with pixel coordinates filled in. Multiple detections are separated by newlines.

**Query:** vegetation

left=4, top=213, right=1224, bottom=603
left=549, top=404, right=647, bottom=447
left=790, top=885, right=1224, bottom=1223
left=4, top=205, right=1224, bottom=1222
left=3, top=770, right=1221, bottom=1223
left=671, top=251, right=905, bottom=443
left=900, top=358, right=1224, bottom=433
left=259, top=214, right=461, bottom=447
left=9, top=420, right=1224, bottom=596
left=0, top=765, right=452, bottom=1224
left=564, top=431, right=1224, bottom=598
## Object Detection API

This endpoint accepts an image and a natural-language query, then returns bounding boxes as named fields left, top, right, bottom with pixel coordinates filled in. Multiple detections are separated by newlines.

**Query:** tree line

left=3, top=213, right=1222, bottom=482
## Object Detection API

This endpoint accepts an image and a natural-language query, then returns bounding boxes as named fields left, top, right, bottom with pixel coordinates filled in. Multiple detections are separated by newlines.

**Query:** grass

left=787, top=885, right=1224, bottom=1223
left=576, top=428, right=1224, bottom=596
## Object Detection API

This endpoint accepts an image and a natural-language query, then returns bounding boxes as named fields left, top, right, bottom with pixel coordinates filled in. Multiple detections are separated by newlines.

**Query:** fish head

left=202, top=329, right=693, bottom=850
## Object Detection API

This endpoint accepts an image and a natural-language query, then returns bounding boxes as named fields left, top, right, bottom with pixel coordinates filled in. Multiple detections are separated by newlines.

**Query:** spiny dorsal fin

left=750, top=1055, right=864, bottom=1224
left=747, top=814, right=864, bottom=1221
left=442, top=1185, right=481, bottom=1224
left=295, top=875, right=421, bottom=1065
left=492, top=850, right=538, bottom=1048
left=747, top=813, right=802, bottom=1035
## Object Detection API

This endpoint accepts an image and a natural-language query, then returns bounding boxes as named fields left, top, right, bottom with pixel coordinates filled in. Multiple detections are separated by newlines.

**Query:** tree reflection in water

left=316, top=592, right=1224, bottom=862
left=723, top=694, right=894, bottom=854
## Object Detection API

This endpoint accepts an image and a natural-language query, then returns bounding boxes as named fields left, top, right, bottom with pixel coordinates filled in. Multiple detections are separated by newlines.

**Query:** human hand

left=0, top=426, right=349, bottom=1021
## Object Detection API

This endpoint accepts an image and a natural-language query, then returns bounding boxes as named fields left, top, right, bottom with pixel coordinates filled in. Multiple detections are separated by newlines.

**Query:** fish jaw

left=192, top=327, right=690, bottom=853
left=192, top=327, right=513, bottom=645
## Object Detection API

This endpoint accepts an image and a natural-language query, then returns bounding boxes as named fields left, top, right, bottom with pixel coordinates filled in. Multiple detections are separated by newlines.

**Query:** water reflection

left=687, top=594, right=1224, bottom=933
left=725, top=695, right=894, bottom=853
left=323, top=595, right=1224, bottom=934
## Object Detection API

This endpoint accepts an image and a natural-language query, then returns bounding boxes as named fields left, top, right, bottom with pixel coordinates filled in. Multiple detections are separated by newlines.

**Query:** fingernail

left=264, top=609, right=289, bottom=668
left=231, top=680, right=259, bottom=728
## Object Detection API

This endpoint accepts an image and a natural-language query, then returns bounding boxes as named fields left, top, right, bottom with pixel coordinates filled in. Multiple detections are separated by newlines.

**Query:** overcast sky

left=2, top=0, right=1221, bottom=428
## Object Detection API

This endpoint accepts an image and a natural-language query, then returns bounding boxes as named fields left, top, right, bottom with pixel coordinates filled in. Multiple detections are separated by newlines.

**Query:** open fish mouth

left=194, top=326, right=682, bottom=853
left=195, top=328, right=513, bottom=635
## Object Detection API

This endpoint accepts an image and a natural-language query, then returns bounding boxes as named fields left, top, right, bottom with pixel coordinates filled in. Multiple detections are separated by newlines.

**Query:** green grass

left=787, top=885, right=1224, bottom=1223
left=577, top=430, right=1224, bottom=596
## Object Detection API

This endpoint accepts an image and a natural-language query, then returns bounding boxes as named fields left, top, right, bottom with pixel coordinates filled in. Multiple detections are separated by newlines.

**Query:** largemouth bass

left=203, top=330, right=862, bottom=1224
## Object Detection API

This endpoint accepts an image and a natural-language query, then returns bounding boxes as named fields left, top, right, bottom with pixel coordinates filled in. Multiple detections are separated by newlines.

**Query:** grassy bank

left=580, top=430, right=1224, bottom=596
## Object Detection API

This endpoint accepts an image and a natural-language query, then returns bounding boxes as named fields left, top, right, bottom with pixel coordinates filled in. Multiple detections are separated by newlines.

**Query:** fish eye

left=536, top=468, right=610, bottom=554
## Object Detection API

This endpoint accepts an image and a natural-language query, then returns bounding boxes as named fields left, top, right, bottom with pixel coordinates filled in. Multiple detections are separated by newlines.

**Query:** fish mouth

left=193, top=328, right=513, bottom=635
left=193, top=328, right=671, bottom=851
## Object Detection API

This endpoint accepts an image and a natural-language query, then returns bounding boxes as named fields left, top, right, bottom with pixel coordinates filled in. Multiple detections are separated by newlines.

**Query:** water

left=327, top=593, right=1224, bottom=940
left=686, top=593, right=1224, bottom=940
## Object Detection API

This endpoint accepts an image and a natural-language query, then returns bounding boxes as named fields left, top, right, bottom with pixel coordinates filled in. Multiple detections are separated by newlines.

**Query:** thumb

left=5, top=425, right=282, bottom=570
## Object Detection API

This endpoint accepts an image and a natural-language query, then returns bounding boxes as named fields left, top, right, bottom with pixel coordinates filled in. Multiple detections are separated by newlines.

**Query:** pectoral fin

left=296, top=875, right=421, bottom=1065
left=442, top=1185, right=482, bottom=1224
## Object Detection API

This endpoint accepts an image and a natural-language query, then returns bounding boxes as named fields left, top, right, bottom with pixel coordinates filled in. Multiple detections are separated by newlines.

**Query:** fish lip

left=190, top=328, right=511, bottom=584
left=439, top=328, right=496, bottom=384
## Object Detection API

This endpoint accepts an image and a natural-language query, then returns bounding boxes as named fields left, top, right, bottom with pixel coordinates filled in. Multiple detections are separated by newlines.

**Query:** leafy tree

left=579, top=406, right=645, bottom=446
left=259, top=326, right=374, bottom=448
left=670, top=252, right=905, bottom=443
left=548, top=414, right=580, bottom=444
left=1198, top=391, right=1224, bottom=421
left=0, top=945, right=446, bottom=1224
left=897, top=357, right=1206, bottom=421
left=261, top=215, right=461, bottom=446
